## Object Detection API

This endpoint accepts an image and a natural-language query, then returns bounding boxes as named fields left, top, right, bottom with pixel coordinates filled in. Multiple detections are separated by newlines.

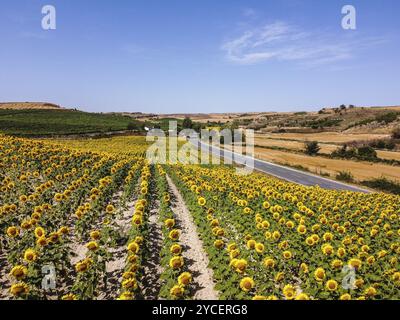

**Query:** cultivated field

left=253, top=147, right=400, bottom=181
left=255, top=133, right=391, bottom=144
left=1, top=134, right=400, bottom=300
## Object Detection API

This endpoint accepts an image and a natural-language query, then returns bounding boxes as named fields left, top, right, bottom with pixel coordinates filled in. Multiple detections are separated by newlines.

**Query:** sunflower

left=255, top=243, right=265, bottom=254
left=61, top=293, right=78, bottom=300
left=170, top=285, right=184, bottom=297
left=283, top=250, right=292, bottom=259
left=246, top=239, right=256, bottom=249
left=272, top=231, right=281, bottom=241
left=214, top=239, right=224, bottom=249
left=283, top=284, right=296, bottom=300
left=227, top=243, right=237, bottom=252
left=262, top=201, right=270, bottom=209
left=331, top=259, right=343, bottom=269
left=54, top=193, right=63, bottom=202
left=10, top=265, right=28, bottom=280
left=163, top=194, right=170, bottom=203
left=164, top=219, right=175, bottom=229
left=86, top=241, right=99, bottom=251
left=132, top=215, right=143, bottom=226
left=75, top=260, right=90, bottom=273
left=252, top=295, right=267, bottom=300
left=23, top=248, right=38, bottom=263
left=355, top=278, right=364, bottom=289
left=325, top=280, right=338, bottom=292
left=392, top=272, right=400, bottom=282
left=58, top=226, right=69, bottom=235
left=305, top=237, right=315, bottom=246
left=295, top=293, right=310, bottom=300
left=169, top=229, right=180, bottom=241
left=300, top=263, right=309, bottom=273
left=331, top=292, right=347, bottom=300
left=197, top=197, right=206, bottom=206
left=322, top=244, right=334, bottom=256
left=167, top=245, right=181, bottom=257
left=122, top=278, right=138, bottom=290
left=118, top=292, right=134, bottom=300
left=6, top=226, right=19, bottom=238
left=230, top=249, right=240, bottom=259
left=169, top=256, right=184, bottom=269
left=90, top=230, right=101, bottom=240
left=364, top=286, right=377, bottom=297
left=348, top=258, right=362, bottom=270
left=366, top=256, right=376, bottom=265
left=10, top=283, right=29, bottom=297
left=314, top=268, right=326, bottom=282
left=36, top=236, right=48, bottom=247
left=122, top=272, right=135, bottom=280
left=323, top=232, right=334, bottom=241
left=235, top=259, right=248, bottom=273
left=105, top=204, right=115, bottom=214
left=48, top=232, right=60, bottom=243
left=337, top=247, right=346, bottom=258
left=297, top=225, right=307, bottom=235
left=239, top=277, right=255, bottom=292
left=178, top=272, right=192, bottom=286
left=127, top=241, right=140, bottom=254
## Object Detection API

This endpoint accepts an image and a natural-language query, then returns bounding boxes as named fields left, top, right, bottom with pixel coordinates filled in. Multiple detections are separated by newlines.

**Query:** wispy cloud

left=221, top=21, right=385, bottom=67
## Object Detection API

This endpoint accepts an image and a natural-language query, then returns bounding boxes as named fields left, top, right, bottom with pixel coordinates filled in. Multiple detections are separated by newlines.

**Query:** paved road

left=192, top=139, right=371, bottom=193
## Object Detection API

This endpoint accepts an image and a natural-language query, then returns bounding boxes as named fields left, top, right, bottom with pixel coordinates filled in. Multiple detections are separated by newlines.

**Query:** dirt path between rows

left=166, top=175, right=219, bottom=300
left=0, top=253, right=11, bottom=300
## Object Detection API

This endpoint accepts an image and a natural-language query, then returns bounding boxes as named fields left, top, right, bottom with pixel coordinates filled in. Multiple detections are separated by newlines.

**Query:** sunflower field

left=1, top=134, right=399, bottom=300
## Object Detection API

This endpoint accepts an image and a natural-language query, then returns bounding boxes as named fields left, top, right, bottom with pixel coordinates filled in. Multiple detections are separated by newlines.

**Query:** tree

left=127, top=121, right=143, bottom=131
left=182, top=117, right=193, bottom=129
left=304, top=141, right=320, bottom=155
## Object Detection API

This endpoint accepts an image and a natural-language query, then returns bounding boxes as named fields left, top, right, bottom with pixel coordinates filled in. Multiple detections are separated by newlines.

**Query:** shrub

left=331, top=145, right=378, bottom=161
left=375, top=112, right=398, bottom=124
left=357, top=146, right=378, bottom=160
left=392, top=127, right=400, bottom=139
left=336, top=171, right=354, bottom=182
left=331, top=145, right=356, bottom=159
left=369, top=139, right=396, bottom=150
left=361, top=178, right=400, bottom=195
left=304, top=141, right=320, bottom=155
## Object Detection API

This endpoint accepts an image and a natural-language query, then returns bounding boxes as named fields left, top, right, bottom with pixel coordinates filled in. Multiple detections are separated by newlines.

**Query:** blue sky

left=0, top=0, right=399, bottom=113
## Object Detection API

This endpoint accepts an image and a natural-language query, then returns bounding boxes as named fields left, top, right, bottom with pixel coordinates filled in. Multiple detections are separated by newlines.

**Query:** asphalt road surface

left=192, top=139, right=371, bottom=193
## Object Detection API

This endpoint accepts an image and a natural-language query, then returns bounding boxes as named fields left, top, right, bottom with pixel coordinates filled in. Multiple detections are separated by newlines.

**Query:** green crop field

left=0, top=109, right=142, bottom=136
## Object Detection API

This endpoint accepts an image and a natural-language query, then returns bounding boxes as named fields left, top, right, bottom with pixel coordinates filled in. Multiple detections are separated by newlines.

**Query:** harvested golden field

left=254, top=137, right=338, bottom=153
left=253, top=137, right=400, bottom=162
left=253, top=147, right=400, bottom=182
left=0, top=102, right=62, bottom=110
left=255, top=132, right=390, bottom=144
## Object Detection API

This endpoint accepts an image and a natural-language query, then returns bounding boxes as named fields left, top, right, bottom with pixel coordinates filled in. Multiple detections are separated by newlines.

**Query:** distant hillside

left=1, top=102, right=399, bottom=136
left=127, top=106, right=400, bottom=134
left=0, top=102, right=63, bottom=110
